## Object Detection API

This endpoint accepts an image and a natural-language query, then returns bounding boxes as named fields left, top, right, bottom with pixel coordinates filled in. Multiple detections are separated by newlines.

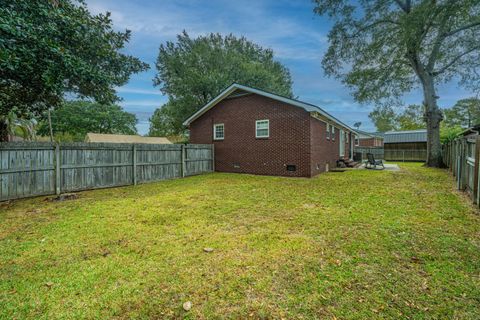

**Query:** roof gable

left=183, top=83, right=356, bottom=132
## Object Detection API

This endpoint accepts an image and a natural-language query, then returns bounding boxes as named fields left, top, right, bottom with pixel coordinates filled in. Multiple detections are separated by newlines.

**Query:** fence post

left=211, top=144, right=215, bottom=172
left=55, top=144, right=61, bottom=195
left=181, top=144, right=186, bottom=178
left=132, top=144, right=137, bottom=185
left=473, top=136, right=480, bottom=204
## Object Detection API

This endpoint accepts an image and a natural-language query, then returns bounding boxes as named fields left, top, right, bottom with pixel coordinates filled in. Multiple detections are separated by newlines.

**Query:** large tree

left=369, top=106, right=398, bottom=132
left=150, top=32, right=293, bottom=135
left=313, top=0, right=480, bottom=167
left=369, top=104, right=425, bottom=131
left=444, top=97, right=480, bottom=128
left=0, top=0, right=149, bottom=141
left=37, top=101, right=137, bottom=141
left=396, top=104, right=425, bottom=130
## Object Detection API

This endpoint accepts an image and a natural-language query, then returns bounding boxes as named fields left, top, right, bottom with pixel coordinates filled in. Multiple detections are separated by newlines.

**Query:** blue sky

left=88, top=0, right=473, bottom=135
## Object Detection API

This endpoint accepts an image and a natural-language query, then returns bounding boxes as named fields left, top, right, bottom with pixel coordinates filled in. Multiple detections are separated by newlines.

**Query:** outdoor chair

left=366, top=153, right=385, bottom=170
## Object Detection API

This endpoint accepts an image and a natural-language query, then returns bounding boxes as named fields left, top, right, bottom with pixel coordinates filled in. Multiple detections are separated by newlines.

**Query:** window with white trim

left=326, top=123, right=330, bottom=140
left=331, top=126, right=335, bottom=141
left=346, top=131, right=349, bottom=143
left=355, top=135, right=359, bottom=146
left=255, top=120, right=269, bottom=138
left=213, top=123, right=224, bottom=140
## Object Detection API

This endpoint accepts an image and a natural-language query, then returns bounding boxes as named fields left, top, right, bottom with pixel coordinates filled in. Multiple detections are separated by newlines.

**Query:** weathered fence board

left=443, top=136, right=480, bottom=207
left=353, top=147, right=384, bottom=161
left=384, top=149, right=427, bottom=162
left=354, top=147, right=427, bottom=162
left=0, top=142, right=213, bottom=201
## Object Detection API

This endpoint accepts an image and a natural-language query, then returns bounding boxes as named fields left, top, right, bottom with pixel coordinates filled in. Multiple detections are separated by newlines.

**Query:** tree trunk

left=0, top=119, right=9, bottom=142
left=422, top=74, right=443, bottom=167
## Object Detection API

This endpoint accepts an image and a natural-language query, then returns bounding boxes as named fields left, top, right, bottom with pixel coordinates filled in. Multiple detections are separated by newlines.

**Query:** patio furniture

left=366, top=153, right=385, bottom=170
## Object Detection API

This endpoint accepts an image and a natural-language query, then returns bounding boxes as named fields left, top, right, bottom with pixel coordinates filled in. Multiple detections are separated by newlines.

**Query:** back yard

left=1, top=163, right=479, bottom=319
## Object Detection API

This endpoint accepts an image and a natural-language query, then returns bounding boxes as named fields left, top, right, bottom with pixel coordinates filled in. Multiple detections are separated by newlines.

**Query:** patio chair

left=366, top=153, right=385, bottom=170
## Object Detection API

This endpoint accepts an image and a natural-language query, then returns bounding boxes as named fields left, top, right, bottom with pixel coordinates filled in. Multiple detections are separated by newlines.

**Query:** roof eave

left=183, top=83, right=357, bottom=132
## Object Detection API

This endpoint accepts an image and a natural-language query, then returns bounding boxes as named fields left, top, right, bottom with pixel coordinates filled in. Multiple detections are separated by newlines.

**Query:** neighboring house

left=461, top=124, right=480, bottom=138
left=86, top=133, right=171, bottom=144
left=384, top=129, right=427, bottom=150
left=183, top=83, right=357, bottom=177
left=383, top=129, right=427, bottom=161
left=356, top=130, right=384, bottom=147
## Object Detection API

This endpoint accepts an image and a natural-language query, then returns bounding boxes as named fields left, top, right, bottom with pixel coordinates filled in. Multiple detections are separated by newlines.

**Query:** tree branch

left=347, top=19, right=399, bottom=39
left=433, top=46, right=480, bottom=76
left=443, top=20, right=480, bottom=38
left=394, top=0, right=410, bottom=12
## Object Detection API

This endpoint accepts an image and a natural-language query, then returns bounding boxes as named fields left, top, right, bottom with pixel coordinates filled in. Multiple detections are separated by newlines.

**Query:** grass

left=1, top=163, right=479, bottom=319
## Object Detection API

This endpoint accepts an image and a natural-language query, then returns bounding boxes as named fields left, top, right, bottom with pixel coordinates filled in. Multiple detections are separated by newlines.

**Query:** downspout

left=350, top=132, right=354, bottom=159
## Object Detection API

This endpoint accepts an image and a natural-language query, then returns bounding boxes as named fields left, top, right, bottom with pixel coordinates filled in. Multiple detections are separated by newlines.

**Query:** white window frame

left=213, top=123, right=224, bottom=140
left=326, top=123, right=330, bottom=140
left=331, top=126, right=335, bottom=141
left=346, top=131, right=349, bottom=143
left=339, top=129, right=345, bottom=157
left=355, top=135, right=359, bottom=146
left=255, top=119, right=270, bottom=138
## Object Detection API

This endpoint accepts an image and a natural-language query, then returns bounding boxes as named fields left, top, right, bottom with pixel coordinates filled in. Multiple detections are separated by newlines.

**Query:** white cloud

left=115, top=87, right=162, bottom=95
left=87, top=0, right=327, bottom=62
left=119, top=99, right=166, bottom=108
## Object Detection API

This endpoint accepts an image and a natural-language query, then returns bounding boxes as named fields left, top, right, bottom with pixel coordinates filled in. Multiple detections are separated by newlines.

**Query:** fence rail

left=353, top=147, right=427, bottom=162
left=353, top=147, right=384, bottom=161
left=0, top=142, right=214, bottom=201
left=384, top=149, right=427, bottom=162
left=443, top=137, right=480, bottom=206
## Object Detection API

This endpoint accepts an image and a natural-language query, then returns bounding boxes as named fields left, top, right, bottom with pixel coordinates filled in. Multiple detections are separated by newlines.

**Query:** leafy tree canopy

left=313, top=0, right=480, bottom=166
left=440, top=123, right=464, bottom=143
left=37, top=101, right=137, bottom=141
left=443, top=97, right=480, bottom=128
left=150, top=31, right=293, bottom=135
left=397, top=104, right=425, bottom=130
left=0, top=0, right=149, bottom=121
left=369, top=104, right=425, bottom=132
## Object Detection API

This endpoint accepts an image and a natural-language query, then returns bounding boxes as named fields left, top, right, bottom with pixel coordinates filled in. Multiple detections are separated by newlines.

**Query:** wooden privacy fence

left=0, top=142, right=214, bottom=201
left=384, top=149, right=427, bottom=162
left=443, top=136, right=480, bottom=206
left=353, top=147, right=384, bottom=161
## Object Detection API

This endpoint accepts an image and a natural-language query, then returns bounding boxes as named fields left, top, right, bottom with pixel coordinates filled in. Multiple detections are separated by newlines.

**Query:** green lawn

left=1, top=163, right=479, bottom=319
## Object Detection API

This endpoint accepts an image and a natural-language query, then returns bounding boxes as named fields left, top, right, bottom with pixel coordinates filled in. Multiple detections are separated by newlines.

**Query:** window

left=255, top=120, right=269, bottom=138
left=331, top=126, right=335, bottom=141
left=355, top=135, right=359, bottom=146
left=213, top=123, right=224, bottom=140
left=326, top=123, right=330, bottom=140
left=346, top=131, right=349, bottom=143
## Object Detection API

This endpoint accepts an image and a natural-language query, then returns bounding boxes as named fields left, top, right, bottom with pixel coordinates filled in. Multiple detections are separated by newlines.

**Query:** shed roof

left=383, top=129, right=427, bottom=143
left=86, top=133, right=172, bottom=144
left=183, top=83, right=357, bottom=133
left=356, top=130, right=384, bottom=139
left=461, top=124, right=480, bottom=137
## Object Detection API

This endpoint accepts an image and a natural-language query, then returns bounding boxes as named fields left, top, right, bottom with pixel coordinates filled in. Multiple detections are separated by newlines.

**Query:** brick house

left=184, top=84, right=357, bottom=177
left=356, top=130, right=384, bottom=147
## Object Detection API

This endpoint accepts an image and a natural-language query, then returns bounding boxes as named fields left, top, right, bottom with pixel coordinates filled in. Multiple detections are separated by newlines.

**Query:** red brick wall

left=309, top=117, right=342, bottom=175
left=359, top=138, right=375, bottom=147
left=359, top=138, right=383, bottom=147
left=189, top=93, right=311, bottom=177
left=189, top=93, right=353, bottom=177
